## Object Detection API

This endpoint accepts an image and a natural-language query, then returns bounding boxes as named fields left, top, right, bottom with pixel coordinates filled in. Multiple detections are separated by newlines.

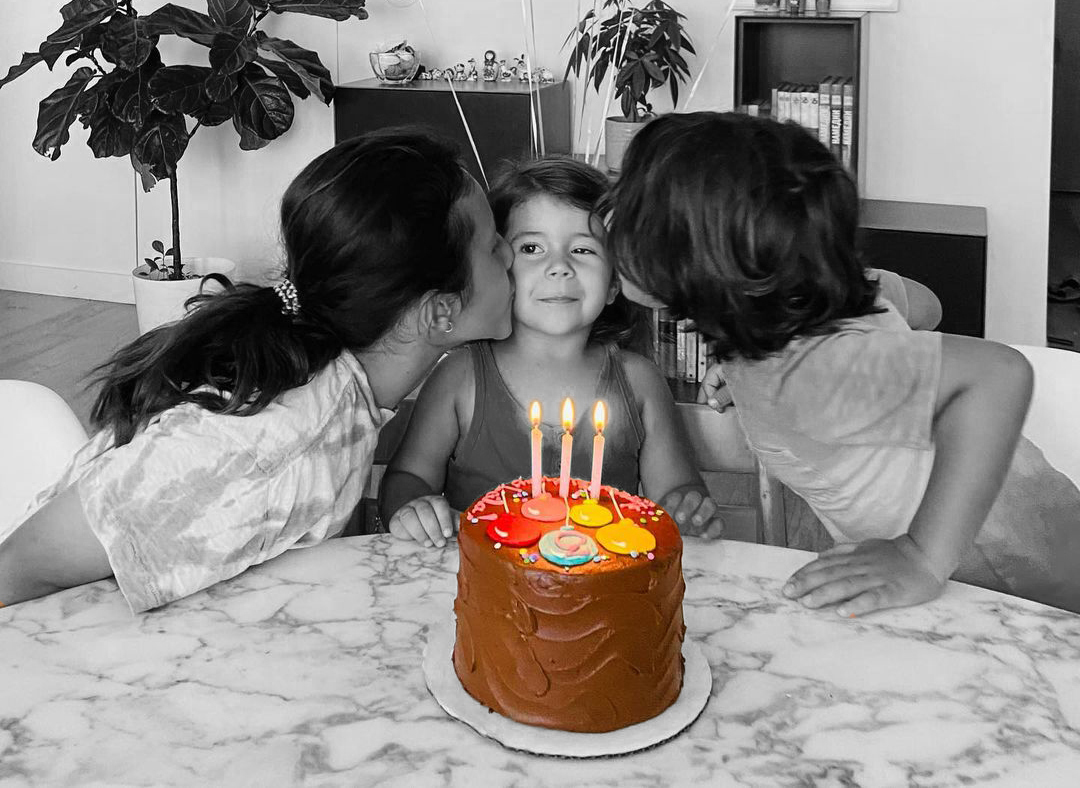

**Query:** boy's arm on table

left=785, top=336, right=1032, bottom=616
left=0, top=485, right=112, bottom=607
left=624, top=353, right=725, bottom=538
left=378, top=352, right=468, bottom=547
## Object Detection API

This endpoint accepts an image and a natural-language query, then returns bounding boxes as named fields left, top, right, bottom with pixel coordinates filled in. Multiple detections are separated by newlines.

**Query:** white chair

left=0, top=380, right=88, bottom=533
left=676, top=402, right=786, bottom=545
left=1010, top=345, right=1080, bottom=487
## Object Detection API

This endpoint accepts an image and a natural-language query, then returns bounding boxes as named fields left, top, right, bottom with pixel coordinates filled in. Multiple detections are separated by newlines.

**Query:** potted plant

left=0, top=0, right=368, bottom=333
left=564, top=0, right=695, bottom=172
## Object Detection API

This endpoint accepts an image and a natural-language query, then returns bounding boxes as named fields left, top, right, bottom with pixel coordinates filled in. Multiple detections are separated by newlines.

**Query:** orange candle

left=589, top=401, right=606, bottom=500
left=558, top=398, right=574, bottom=499
left=529, top=401, right=543, bottom=497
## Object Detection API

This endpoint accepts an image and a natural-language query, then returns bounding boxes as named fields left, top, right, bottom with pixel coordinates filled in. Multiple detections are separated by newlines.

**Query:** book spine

left=777, top=83, right=791, bottom=123
left=770, top=85, right=779, bottom=119
left=696, top=333, right=708, bottom=382
left=817, top=76, right=833, bottom=145
left=841, top=77, right=855, bottom=169
left=807, top=87, right=819, bottom=134
left=676, top=319, right=688, bottom=381
left=830, top=77, right=844, bottom=161
left=685, top=330, right=698, bottom=383
left=800, top=85, right=813, bottom=131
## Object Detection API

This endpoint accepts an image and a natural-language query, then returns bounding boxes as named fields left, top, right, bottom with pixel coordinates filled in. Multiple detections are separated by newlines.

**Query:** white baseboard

left=0, top=260, right=135, bottom=304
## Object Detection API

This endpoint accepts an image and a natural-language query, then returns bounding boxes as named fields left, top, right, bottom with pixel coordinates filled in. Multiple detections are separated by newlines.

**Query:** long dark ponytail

left=91, top=128, right=475, bottom=446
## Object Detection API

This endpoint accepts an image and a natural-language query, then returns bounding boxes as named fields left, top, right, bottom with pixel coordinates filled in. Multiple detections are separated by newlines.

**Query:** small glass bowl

left=369, top=46, right=420, bottom=84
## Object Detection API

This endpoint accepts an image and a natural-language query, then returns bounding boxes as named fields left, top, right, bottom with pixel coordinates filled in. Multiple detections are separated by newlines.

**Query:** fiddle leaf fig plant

left=0, top=0, right=368, bottom=281
left=564, top=0, right=695, bottom=123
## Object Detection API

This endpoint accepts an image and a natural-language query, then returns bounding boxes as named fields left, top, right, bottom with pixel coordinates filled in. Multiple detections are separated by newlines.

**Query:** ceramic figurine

left=537, top=67, right=555, bottom=84
left=498, top=59, right=513, bottom=81
left=466, top=58, right=479, bottom=81
left=429, top=68, right=444, bottom=80
left=453, top=62, right=467, bottom=81
left=482, top=50, right=498, bottom=82
left=515, top=54, right=529, bottom=82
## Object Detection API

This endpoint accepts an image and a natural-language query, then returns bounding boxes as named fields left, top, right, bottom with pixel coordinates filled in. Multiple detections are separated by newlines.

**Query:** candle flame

left=593, top=400, right=606, bottom=433
left=561, top=398, right=574, bottom=432
left=529, top=400, right=541, bottom=428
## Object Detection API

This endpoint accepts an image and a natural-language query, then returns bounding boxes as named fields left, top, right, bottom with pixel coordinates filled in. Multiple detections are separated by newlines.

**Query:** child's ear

left=606, top=272, right=622, bottom=306
left=420, top=291, right=462, bottom=342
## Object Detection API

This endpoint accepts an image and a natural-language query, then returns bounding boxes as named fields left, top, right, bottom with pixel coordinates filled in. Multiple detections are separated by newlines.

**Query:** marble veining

left=2, top=536, right=1079, bottom=787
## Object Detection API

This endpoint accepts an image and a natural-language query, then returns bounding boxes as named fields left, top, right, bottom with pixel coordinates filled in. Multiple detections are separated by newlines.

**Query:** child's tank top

left=444, top=341, right=644, bottom=512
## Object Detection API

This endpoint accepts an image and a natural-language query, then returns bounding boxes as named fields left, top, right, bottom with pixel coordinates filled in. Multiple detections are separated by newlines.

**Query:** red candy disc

left=486, top=513, right=541, bottom=547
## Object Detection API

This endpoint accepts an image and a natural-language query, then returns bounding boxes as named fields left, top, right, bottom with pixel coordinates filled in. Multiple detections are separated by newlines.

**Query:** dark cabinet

left=334, top=78, right=572, bottom=184
left=858, top=199, right=988, bottom=337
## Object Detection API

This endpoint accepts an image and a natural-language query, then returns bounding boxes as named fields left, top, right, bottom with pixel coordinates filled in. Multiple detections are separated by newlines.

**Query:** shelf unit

left=334, top=78, right=571, bottom=185
left=734, top=11, right=868, bottom=188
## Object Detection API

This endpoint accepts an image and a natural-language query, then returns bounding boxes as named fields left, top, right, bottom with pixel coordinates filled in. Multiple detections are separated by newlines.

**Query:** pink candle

left=588, top=400, right=606, bottom=500
left=558, top=398, right=574, bottom=499
left=529, top=401, right=543, bottom=497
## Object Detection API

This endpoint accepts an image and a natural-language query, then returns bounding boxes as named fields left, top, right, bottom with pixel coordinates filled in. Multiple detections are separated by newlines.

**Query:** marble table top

left=3, top=535, right=1079, bottom=787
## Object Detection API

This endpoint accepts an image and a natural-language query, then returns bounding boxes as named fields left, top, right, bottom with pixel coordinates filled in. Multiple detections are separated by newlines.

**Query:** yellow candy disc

left=596, top=518, right=657, bottom=555
left=569, top=499, right=613, bottom=528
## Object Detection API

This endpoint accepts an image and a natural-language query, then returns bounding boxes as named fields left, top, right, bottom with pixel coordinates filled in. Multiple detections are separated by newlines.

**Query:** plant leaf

left=85, top=96, right=136, bottom=157
left=132, top=111, right=189, bottom=182
left=101, top=13, right=157, bottom=69
left=190, top=97, right=233, bottom=127
left=208, top=0, right=254, bottom=31
left=165, top=247, right=175, bottom=257
left=209, top=32, right=257, bottom=76
left=143, top=4, right=216, bottom=47
left=0, top=52, right=46, bottom=89
left=204, top=70, right=238, bottom=103
left=265, top=1, right=369, bottom=21
left=256, top=56, right=309, bottom=99
left=40, top=0, right=118, bottom=67
left=148, top=65, right=212, bottom=114
left=231, top=63, right=293, bottom=150
left=152, top=239, right=165, bottom=253
left=111, top=49, right=162, bottom=124
left=255, top=32, right=332, bottom=103
left=33, top=66, right=97, bottom=160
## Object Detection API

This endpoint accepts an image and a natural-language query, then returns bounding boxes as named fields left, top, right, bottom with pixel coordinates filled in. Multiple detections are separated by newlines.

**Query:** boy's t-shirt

left=722, top=292, right=1080, bottom=612
left=5, top=352, right=392, bottom=613
left=722, top=299, right=941, bottom=543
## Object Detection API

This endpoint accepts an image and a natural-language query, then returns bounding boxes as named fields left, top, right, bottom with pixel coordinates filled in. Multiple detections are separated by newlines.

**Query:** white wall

left=0, top=0, right=1054, bottom=344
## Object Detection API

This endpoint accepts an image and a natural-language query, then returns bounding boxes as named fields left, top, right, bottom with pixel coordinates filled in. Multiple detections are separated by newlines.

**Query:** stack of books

left=741, top=75, right=855, bottom=169
left=650, top=309, right=711, bottom=385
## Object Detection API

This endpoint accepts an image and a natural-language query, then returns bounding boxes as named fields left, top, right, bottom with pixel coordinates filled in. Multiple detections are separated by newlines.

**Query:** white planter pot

left=604, top=116, right=650, bottom=174
left=131, top=257, right=237, bottom=334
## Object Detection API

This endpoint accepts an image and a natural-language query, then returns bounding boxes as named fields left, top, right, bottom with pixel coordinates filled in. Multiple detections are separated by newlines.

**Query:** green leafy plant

left=0, top=0, right=368, bottom=281
left=142, top=238, right=178, bottom=279
left=564, top=0, right=695, bottom=123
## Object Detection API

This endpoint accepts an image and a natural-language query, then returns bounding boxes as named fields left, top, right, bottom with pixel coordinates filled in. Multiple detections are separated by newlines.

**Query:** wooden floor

left=0, top=291, right=139, bottom=430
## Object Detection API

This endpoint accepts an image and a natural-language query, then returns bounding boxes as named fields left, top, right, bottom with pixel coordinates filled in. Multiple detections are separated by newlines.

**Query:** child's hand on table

left=781, top=534, right=948, bottom=616
left=697, top=363, right=734, bottom=413
left=661, top=486, right=725, bottom=539
left=388, top=495, right=459, bottom=548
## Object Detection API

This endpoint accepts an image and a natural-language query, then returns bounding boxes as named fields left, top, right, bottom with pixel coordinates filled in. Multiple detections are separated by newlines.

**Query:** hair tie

left=274, top=278, right=301, bottom=316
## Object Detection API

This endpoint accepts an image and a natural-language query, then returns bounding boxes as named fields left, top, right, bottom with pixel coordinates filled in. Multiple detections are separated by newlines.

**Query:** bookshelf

left=734, top=11, right=868, bottom=188
left=333, top=78, right=571, bottom=185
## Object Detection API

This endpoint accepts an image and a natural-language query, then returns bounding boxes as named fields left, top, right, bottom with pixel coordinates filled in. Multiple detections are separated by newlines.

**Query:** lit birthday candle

left=558, top=398, right=574, bottom=499
left=529, top=401, right=542, bottom=497
left=588, top=400, right=606, bottom=500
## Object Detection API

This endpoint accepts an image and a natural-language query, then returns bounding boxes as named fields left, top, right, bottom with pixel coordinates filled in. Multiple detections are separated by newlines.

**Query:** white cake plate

left=423, top=623, right=712, bottom=758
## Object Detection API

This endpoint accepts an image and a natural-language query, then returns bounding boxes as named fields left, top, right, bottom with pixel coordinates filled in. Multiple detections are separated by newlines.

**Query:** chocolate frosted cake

left=452, top=476, right=686, bottom=733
